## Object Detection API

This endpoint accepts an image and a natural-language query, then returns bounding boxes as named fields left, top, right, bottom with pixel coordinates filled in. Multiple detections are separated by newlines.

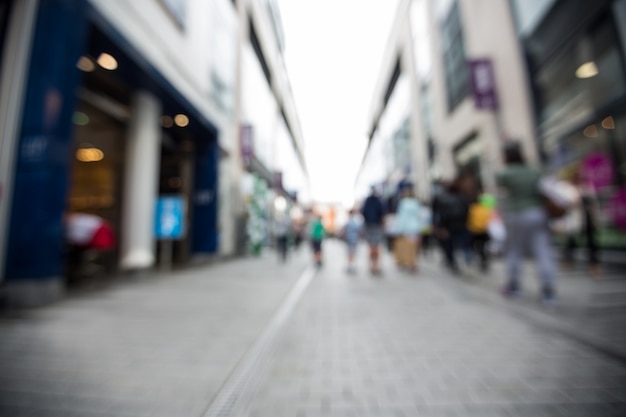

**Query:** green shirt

left=496, top=164, right=542, bottom=213
left=310, top=220, right=325, bottom=240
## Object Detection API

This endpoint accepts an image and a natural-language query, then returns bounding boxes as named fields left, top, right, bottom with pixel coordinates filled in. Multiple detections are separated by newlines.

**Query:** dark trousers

left=276, top=236, right=288, bottom=262
left=440, top=229, right=471, bottom=272
left=564, top=226, right=599, bottom=266
left=471, top=232, right=490, bottom=271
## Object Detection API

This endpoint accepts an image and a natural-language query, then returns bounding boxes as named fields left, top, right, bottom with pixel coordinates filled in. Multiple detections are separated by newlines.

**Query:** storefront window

left=510, top=0, right=556, bottom=36
left=537, top=14, right=626, bottom=149
left=551, top=111, right=626, bottom=248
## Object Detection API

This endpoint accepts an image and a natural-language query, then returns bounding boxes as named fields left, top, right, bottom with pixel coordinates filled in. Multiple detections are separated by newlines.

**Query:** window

left=440, top=1, right=469, bottom=112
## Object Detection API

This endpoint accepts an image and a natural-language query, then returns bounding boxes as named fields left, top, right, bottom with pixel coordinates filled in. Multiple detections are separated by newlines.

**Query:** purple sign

left=469, top=59, right=498, bottom=110
left=610, top=187, right=626, bottom=231
left=240, top=124, right=254, bottom=164
left=581, top=152, right=614, bottom=190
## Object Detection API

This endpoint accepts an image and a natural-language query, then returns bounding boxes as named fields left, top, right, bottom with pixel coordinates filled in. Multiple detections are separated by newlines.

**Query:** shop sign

left=155, top=196, right=185, bottom=239
left=469, top=59, right=498, bottom=110
left=581, top=152, right=614, bottom=190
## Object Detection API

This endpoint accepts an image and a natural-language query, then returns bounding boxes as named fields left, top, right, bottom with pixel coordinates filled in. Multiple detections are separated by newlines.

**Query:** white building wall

left=427, top=0, right=537, bottom=190
left=362, top=0, right=538, bottom=200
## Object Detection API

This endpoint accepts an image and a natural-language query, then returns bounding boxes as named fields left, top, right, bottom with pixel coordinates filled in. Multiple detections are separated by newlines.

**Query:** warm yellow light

left=76, top=56, right=96, bottom=72
left=174, top=114, right=189, bottom=127
left=602, top=116, right=615, bottom=129
left=76, top=148, right=104, bottom=162
left=583, top=124, right=598, bottom=138
left=576, top=61, right=598, bottom=79
left=97, top=53, right=118, bottom=70
left=161, top=115, right=174, bottom=128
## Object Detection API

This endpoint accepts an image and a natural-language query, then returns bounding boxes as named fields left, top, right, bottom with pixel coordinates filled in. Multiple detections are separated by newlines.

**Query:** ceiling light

left=161, top=115, right=174, bottom=128
left=97, top=53, right=118, bottom=70
left=174, top=114, right=189, bottom=127
left=76, top=56, right=96, bottom=72
left=576, top=61, right=598, bottom=79
left=602, top=116, right=615, bottom=129
left=76, top=147, right=104, bottom=162
left=583, top=124, right=598, bottom=138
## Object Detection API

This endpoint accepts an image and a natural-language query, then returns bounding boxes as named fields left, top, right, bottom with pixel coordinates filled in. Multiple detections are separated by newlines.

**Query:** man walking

left=361, top=186, right=386, bottom=275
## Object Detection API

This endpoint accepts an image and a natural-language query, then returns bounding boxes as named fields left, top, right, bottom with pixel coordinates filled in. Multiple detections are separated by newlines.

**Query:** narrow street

left=1, top=241, right=625, bottom=417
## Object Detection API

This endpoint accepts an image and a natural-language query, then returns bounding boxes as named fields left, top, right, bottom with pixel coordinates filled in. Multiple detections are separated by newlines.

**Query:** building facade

left=0, top=0, right=307, bottom=306
left=359, top=0, right=536, bottom=204
left=510, top=0, right=626, bottom=249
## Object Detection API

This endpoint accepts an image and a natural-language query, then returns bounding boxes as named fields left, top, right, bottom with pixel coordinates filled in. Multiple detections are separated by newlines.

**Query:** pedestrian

left=467, top=192, right=496, bottom=272
left=393, top=186, right=422, bottom=273
left=361, top=186, right=386, bottom=275
left=431, top=176, right=471, bottom=274
left=309, top=213, right=326, bottom=267
left=419, top=200, right=433, bottom=257
left=273, top=213, right=291, bottom=262
left=342, top=208, right=362, bottom=273
left=496, top=141, right=557, bottom=304
left=559, top=170, right=602, bottom=277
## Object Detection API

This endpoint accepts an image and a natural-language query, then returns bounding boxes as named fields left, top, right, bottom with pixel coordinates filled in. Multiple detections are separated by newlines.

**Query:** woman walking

left=393, top=186, right=422, bottom=273
left=496, top=142, right=557, bottom=304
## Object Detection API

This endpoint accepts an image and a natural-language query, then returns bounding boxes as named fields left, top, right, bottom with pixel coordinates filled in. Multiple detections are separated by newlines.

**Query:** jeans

left=504, top=207, right=556, bottom=290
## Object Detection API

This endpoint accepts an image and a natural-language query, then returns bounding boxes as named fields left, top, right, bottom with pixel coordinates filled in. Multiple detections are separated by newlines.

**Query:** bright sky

left=278, top=0, right=401, bottom=207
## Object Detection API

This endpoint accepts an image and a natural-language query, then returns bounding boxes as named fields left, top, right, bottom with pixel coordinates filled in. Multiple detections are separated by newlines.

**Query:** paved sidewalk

left=2, top=240, right=626, bottom=417
left=240, top=240, right=626, bottom=417
left=421, top=249, right=626, bottom=360
left=0, top=247, right=310, bottom=417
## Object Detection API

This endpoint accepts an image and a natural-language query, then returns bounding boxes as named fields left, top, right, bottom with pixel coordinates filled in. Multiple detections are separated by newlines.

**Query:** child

left=467, top=193, right=496, bottom=272
left=343, top=209, right=362, bottom=273
left=309, top=214, right=326, bottom=267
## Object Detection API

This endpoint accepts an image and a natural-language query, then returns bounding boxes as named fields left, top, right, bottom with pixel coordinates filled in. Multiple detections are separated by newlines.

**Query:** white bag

left=487, top=216, right=506, bottom=255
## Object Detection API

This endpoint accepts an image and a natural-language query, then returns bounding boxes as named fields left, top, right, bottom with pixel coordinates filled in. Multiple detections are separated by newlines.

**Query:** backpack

left=467, top=204, right=492, bottom=233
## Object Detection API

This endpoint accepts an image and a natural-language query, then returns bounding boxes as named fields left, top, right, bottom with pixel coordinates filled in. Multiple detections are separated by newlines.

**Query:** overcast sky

left=277, top=0, right=401, bottom=207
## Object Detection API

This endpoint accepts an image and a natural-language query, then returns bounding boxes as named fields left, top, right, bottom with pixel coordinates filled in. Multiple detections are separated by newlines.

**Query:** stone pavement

left=0, top=247, right=310, bottom=417
left=1, top=240, right=625, bottom=417
left=239, top=240, right=626, bottom=417
left=428, top=247, right=626, bottom=360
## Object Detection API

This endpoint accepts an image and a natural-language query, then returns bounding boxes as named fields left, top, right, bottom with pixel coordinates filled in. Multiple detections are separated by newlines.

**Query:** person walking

left=361, top=186, right=386, bottom=275
left=560, top=171, right=602, bottom=277
left=496, top=142, right=558, bottom=304
left=343, top=209, right=362, bottom=273
left=393, top=186, right=423, bottom=273
left=467, top=193, right=496, bottom=272
left=309, top=213, right=326, bottom=267
left=432, top=176, right=471, bottom=274
left=273, top=213, right=291, bottom=262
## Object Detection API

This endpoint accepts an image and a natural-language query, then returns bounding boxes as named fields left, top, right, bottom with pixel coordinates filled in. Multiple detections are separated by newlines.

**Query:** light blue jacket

left=394, top=197, right=422, bottom=236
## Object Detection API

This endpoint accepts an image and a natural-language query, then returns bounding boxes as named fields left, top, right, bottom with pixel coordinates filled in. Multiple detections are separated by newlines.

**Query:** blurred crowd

left=271, top=141, right=603, bottom=307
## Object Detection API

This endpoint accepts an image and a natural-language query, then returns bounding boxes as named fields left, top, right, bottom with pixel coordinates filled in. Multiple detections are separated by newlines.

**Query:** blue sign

left=155, top=196, right=185, bottom=239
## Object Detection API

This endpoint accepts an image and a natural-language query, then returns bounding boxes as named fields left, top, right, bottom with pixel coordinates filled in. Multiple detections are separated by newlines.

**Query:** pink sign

left=581, top=152, right=614, bottom=190
left=610, top=187, right=626, bottom=231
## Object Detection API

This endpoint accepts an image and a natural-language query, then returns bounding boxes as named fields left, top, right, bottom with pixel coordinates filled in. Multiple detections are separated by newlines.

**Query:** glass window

left=510, top=0, right=556, bottom=36
left=536, top=14, right=626, bottom=145
left=440, top=1, right=469, bottom=112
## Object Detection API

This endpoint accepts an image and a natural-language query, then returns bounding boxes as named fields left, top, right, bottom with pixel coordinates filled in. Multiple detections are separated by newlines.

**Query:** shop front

left=3, top=0, right=220, bottom=303
left=524, top=0, right=626, bottom=249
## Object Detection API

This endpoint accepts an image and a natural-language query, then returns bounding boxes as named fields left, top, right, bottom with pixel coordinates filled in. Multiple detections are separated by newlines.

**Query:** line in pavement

left=201, top=265, right=317, bottom=417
